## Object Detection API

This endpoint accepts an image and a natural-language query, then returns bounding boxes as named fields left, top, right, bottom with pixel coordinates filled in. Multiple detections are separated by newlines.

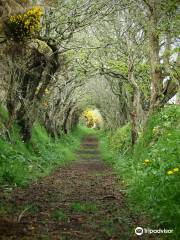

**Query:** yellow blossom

left=45, top=89, right=49, bottom=95
left=173, top=168, right=179, bottom=173
left=6, top=6, right=42, bottom=41
left=144, top=159, right=150, bottom=164
left=167, top=170, right=173, bottom=175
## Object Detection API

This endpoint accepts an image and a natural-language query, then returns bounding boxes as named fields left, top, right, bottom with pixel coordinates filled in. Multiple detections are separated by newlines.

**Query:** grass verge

left=98, top=105, right=180, bottom=240
left=0, top=109, right=91, bottom=187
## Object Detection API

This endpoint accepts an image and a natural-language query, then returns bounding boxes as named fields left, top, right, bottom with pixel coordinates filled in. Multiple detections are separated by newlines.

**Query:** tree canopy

left=0, top=0, right=179, bottom=141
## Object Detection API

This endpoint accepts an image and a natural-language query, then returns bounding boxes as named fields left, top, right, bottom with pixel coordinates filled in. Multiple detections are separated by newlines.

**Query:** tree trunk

left=16, top=102, right=34, bottom=142
left=130, top=110, right=138, bottom=146
left=148, top=0, right=163, bottom=110
left=62, top=106, right=72, bottom=134
left=128, top=59, right=145, bottom=144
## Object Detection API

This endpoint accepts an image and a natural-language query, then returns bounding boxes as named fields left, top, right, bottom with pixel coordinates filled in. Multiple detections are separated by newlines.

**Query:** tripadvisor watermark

left=135, top=227, right=173, bottom=236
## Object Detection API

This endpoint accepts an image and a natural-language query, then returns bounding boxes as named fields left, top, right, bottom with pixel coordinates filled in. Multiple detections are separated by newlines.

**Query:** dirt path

left=0, top=136, right=149, bottom=240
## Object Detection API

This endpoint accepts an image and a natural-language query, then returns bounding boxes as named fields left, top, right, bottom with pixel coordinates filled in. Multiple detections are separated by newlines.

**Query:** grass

left=100, top=218, right=116, bottom=237
left=0, top=104, right=94, bottom=187
left=18, top=203, right=39, bottom=216
left=99, top=105, right=180, bottom=240
left=70, top=202, right=97, bottom=213
left=52, top=209, right=67, bottom=221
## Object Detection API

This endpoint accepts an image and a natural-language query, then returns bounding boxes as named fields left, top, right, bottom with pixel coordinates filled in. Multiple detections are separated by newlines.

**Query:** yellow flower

left=173, top=168, right=179, bottom=173
left=144, top=159, right=150, bottom=163
left=45, top=89, right=49, bottom=95
left=24, top=20, right=29, bottom=27
left=6, top=6, right=42, bottom=41
left=167, top=170, right=173, bottom=175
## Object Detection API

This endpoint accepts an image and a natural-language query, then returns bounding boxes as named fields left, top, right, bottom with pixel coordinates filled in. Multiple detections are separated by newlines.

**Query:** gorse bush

left=99, top=105, right=180, bottom=239
left=5, top=7, right=42, bottom=41
left=82, top=109, right=96, bottom=128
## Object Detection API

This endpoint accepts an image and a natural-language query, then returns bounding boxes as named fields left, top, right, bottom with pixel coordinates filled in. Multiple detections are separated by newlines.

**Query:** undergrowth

left=99, top=105, right=180, bottom=239
left=0, top=105, right=91, bottom=187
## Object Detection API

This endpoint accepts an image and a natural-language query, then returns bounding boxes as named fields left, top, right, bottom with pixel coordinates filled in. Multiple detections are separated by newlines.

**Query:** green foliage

left=97, top=130, right=116, bottom=165
left=107, top=59, right=128, bottom=75
left=109, top=123, right=131, bottom=153
left=0, top=105, right=8, bottom=121
left=0, top=120, right=88, bottom=187
left=134, top=63, right=151, bottom=99
left=99, top=105, right=180, bottom=239
left=0, top=105, right=8, bottom=131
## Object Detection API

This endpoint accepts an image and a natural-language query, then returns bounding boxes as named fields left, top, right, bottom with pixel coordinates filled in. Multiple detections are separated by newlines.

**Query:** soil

left=0, top=136, right=156, bottom=240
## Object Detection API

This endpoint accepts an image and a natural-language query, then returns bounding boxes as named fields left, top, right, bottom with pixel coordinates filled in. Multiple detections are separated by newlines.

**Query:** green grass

left=99, top=105, right=180, bottom=240
left=0, top=105, right=92, bottom=187
left=52, top=209, right=67, bottom=221
left=70, top=202, right=97, bottom=213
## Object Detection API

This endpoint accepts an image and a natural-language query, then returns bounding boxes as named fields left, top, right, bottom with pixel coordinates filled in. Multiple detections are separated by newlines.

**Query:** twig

left=102, top=195, right=117, bottom=200
left=17, top=206, right=31, bottom=223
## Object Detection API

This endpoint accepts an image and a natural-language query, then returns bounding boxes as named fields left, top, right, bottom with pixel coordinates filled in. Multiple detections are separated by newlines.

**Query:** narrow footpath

left=0, top=136, right=153, bottom=240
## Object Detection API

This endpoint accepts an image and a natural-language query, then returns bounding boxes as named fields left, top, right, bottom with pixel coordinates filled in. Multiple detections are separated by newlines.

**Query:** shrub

left=5, top=7, right=42, bottom=41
